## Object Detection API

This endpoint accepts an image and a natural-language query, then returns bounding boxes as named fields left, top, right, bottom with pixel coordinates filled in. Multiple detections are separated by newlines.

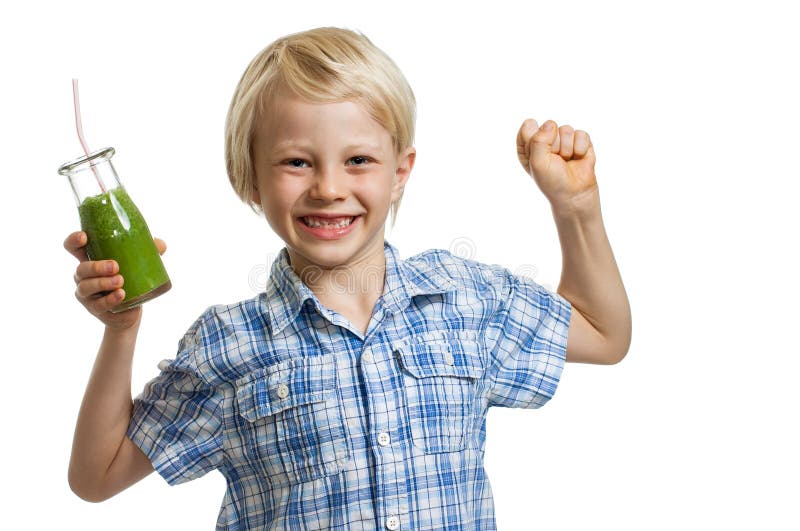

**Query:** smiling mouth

left=300, top=215, right=358, bottom=228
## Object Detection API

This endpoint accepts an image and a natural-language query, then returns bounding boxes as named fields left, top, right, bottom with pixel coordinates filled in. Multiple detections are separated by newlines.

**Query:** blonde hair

left=225, top=27, right=416, bottom=227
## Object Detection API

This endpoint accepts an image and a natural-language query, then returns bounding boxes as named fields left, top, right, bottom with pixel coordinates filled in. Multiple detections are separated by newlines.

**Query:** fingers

left=64, top=231, right=89, bottom=262
left=73, top=256, right=123, bottom=306
left=75, top=274, right=124, bottom=299
left=552, top=125, right=561, bottom=154
left=154, top=237, right=167, bottom=255
left=530, top=120, right=592, bottom=160
left=65, top=231, right=166, bottom=319
left=65, top=230, right=123, bottom=313
left=530, top=120, right=558, bottom=166
left=76, top=287, right=126, bottom=315
left=558, top=125, right=575, bottom=159
left=73, top=258, right=125, bottom=314
left=74, top=259, right=118, bottom=284
left=573, top=130, right=592, bottom=157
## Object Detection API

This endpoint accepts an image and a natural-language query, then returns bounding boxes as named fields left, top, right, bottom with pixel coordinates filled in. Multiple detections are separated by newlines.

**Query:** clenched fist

left=516, top=119, right=598, bottom=212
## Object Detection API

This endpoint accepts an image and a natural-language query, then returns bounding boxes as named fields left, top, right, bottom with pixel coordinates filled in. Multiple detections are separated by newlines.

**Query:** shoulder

left=402, top=247, right=560, bottom=319
left=168, top=293, right=272, bottom=386
left=405, top=247, right=513, bottom=297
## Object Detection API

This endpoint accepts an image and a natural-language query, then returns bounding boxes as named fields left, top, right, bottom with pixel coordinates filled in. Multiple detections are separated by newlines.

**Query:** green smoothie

left=78, top=186, right=171, bottom=312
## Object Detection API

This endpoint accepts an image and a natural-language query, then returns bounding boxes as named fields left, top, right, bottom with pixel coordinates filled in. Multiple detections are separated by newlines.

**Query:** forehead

left=253, top=92, right=393, bottom=154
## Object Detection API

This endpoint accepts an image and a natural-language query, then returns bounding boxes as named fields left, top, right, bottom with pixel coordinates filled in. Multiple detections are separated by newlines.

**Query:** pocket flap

left=235, top=354, right=336, bottom=422
left=396, top=340, right=485, bottom=380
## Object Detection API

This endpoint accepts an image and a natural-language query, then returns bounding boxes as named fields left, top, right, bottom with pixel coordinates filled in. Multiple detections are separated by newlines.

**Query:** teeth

left=303, top=216, right=355, bottom=229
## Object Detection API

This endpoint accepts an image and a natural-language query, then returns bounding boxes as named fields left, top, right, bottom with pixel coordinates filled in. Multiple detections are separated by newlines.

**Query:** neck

left=287, top=240, right=387, bottom=311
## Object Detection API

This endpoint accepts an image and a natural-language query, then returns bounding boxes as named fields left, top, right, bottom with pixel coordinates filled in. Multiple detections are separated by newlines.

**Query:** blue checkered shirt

left=127, top=240, right=572, bottom=530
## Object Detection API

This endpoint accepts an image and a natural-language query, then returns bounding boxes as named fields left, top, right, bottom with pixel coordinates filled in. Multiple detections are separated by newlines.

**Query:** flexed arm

left=517, top=119, right=632, bottom=364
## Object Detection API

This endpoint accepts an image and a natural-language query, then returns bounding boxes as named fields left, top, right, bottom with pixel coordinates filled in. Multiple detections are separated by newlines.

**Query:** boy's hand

left=64, top=231, right=167, bottom=331
left=516, top=119, right=598, bottom=212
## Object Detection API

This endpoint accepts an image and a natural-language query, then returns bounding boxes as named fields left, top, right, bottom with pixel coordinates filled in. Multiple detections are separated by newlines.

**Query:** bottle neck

left=59, top=147, right=121, bottom=206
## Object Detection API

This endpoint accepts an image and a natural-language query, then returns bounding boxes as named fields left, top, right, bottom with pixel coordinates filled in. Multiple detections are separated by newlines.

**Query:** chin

left=295, top=236, right=382, bottom=267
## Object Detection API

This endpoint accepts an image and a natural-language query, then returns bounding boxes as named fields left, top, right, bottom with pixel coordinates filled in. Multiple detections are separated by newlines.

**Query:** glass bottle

left=58, top=147, right=171, bottom=312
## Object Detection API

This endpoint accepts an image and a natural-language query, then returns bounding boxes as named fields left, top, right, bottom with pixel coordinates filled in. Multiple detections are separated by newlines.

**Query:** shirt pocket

left=395, top=338, right=486, bottom=453
left=234, top=354, right=349, bottom=486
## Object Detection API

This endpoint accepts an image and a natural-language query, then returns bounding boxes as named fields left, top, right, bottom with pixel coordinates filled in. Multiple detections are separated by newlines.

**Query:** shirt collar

left=261, top=240, right=456, bottom=336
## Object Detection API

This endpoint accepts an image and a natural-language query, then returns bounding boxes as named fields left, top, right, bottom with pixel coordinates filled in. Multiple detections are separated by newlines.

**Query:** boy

left=65, top=27, right=631, bottom=530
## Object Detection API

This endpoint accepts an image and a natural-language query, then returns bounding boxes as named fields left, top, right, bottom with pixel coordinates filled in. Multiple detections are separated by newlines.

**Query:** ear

left=392, top=146, right=416, bottom=202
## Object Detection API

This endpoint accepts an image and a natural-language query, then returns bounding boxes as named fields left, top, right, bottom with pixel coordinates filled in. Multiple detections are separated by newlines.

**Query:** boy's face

left=251, top=89, right=415, bottom=275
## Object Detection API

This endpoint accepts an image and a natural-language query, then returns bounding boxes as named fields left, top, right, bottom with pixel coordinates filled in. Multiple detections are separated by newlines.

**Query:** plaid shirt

left=127, top=240, right=571, bottom=530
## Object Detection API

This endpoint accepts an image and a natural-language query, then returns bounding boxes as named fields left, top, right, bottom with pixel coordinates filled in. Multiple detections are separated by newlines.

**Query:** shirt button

left=276, top=383, right=289, bottom=399
left=377, top=432, right=391, bottom=447
left=362, top=351, right=374, bottom=363
left=385, top=515, right=400, bottom=530
left=444, top=352, right=455, bottom=366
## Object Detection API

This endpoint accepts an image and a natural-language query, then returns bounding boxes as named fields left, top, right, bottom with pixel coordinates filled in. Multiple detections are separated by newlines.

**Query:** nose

left=308, top=165, right=348, bottom=201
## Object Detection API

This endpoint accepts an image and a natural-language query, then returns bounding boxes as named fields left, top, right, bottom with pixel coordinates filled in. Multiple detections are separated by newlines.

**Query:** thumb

left=516, top=118, right=539, bottom=172
left=154, top=237, right=167, bottom=255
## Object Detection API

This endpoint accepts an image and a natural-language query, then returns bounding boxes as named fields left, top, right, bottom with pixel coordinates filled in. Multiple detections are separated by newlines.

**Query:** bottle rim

left=57, top=146, right=115, bottom=176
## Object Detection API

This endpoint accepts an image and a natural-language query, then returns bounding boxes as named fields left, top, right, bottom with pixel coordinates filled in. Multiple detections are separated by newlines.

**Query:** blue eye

left=287, top=159, right=308, bottom=168
left=348, top=156, right=370, bottom=165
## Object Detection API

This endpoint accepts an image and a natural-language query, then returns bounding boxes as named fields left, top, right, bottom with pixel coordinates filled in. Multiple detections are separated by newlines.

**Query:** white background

left=2, top=0, right=798, bottom=529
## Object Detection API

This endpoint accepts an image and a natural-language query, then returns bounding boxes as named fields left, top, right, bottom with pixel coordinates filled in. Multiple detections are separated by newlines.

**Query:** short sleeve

left=484, top=268, right=572, bottom=409
left=126, top=342, right=225, bottom=486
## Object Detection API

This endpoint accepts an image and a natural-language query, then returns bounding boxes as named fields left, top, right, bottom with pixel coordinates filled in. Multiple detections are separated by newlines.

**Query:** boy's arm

left=69, top=322, right=154, bottom=502
left=517, top=119, right=632, bottom=364
left=64, top=231, right=158, bottom=502
left=552, top=187, right=632, bottom=364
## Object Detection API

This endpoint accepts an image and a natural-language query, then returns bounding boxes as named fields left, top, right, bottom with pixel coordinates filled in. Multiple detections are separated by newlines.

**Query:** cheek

left=257, top=180, right=303, bottom=234
left=262, top=178, right=303, bottom=209
left=360, top=172, right=395, bottom=204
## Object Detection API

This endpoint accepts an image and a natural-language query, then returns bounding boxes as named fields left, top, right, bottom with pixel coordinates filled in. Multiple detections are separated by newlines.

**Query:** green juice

left=78, top=186, right=171, bottom=312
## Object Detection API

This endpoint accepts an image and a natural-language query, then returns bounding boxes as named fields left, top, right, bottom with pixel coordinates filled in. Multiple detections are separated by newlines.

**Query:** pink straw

left=72, top=79, right=105, bottom=192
